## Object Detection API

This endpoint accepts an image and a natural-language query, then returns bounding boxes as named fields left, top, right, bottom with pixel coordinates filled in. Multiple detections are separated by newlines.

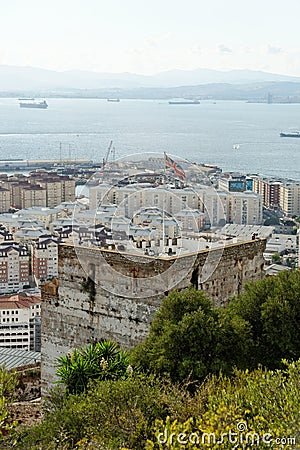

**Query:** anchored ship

left=168, top=99, right=200, bottom=105
left=280, top=131, right=300, bottom=137
left=19, top=99, right=48, bottom=109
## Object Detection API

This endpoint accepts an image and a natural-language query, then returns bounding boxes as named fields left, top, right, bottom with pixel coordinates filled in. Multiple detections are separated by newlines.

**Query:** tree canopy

left=131, top=270, right=300, bottom=383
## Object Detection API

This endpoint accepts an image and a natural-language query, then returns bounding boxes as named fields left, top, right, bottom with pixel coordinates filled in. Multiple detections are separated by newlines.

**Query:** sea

left=0, top=97, right=300, bottom=181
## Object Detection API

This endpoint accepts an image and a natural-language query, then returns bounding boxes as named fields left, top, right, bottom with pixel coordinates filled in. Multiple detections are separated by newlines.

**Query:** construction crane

left=101, top=140, right=113, bottom=180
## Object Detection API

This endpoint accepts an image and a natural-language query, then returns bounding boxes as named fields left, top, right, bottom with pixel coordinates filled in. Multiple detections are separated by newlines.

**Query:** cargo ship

left=279, top=131, right=300, bottom=137
left=168, top=99, right=200, bottom=105
left=19, top=99, right=48, bottom=109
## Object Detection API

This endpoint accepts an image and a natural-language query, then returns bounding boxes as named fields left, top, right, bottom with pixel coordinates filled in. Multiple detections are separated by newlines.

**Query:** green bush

left=228, top=269, right=300, bottom=369
left=0, top=365, right=18, bottom=443
left=130, top=288, right=254, bottom=383
left=146, top=360, right=300, bottom=449
left=131, top=272, right=300, bottom=383
left=56, top=340, right=131, bottom=394
left=15, top=361, right=300, bottom=449
left=15, top=374, right=197, bottom=450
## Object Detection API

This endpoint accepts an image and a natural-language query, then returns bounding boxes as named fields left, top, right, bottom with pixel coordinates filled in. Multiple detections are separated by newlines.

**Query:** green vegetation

left=131, top=288, right=252, bottom=383
left=132, top=270, right=300, bottom=382
left=56, top=340, right=131, bottom=394
left=227, top=270, right=300, bottom=370
left=0, top=365, right=18, bottom=441
left=81, top=276, right=96, bottom=303
left=263, top=215, right=280, bottom=226
left=146, top=360, right=300, bottom=449
left=271, top=251, right=282, bottom=264
left=9, top=270, right=300, bottom=449
left=15, top=375, right=193, bottom=449
left=12, top=362, right=300, bottom=449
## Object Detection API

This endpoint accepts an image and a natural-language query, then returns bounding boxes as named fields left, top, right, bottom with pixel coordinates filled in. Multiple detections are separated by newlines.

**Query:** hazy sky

left=2, top=0, right=300, bottom=75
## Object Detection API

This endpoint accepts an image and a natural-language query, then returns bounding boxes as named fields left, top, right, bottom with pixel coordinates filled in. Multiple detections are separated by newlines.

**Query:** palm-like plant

left=56, top=340, right=131, bottom=394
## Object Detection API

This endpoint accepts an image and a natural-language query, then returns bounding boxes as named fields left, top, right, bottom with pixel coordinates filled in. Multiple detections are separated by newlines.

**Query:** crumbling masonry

left=41, top=240, right=266, bottom=390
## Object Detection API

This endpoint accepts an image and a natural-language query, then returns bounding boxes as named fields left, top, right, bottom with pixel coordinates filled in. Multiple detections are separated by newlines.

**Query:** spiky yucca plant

left=56, top=340, right=131, bottom=394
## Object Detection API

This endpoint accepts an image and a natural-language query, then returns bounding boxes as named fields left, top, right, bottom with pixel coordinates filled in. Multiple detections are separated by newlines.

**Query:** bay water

left=0, top=98, right=299, bottom=180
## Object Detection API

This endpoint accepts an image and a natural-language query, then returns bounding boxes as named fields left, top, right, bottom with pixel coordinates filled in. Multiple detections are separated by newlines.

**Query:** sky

left=1, top=0, right=300, bottom=75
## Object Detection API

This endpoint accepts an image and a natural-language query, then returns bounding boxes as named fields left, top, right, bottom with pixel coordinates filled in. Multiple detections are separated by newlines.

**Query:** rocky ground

left=9, top=399, right=41, bottom=428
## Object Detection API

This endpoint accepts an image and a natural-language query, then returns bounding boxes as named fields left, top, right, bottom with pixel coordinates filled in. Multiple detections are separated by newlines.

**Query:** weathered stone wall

left=41, top=240, right=266, bottom=391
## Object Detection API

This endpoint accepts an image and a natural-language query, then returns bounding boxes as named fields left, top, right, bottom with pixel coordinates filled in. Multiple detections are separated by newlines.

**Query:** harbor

left=0, top=158, right=93, bottom=171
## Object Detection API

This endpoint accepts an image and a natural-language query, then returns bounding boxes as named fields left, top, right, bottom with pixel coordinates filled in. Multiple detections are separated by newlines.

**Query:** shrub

left=56, top=340, right=131, bottom=394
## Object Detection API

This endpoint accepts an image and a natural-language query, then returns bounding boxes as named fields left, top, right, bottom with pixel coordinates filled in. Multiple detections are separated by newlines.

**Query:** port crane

left=101, top=140, right=113, bottom=180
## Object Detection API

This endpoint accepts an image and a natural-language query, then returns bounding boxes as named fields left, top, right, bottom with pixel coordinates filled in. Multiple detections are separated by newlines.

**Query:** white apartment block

left=174, top=209, right=205, bottom=232
left=89, top=185, right=203, bottom=218
left=279, top=183, right=300, bottom=217
left=0, top=293, right=41, bottom=351
left=203, top=190, right=262, bottom=226
left=202, top=190, right=227, bottom=227
left=228, top=192, right=263, bottom=225
left=89, top=184, right=263, bottom=227
left=0, top=243, right=30, bottom=294
left=250, top=175, right=300, bottom=216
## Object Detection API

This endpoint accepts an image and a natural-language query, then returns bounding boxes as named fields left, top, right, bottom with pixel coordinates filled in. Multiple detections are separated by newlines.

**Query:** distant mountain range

left=1, top=65, right=300, bottom=101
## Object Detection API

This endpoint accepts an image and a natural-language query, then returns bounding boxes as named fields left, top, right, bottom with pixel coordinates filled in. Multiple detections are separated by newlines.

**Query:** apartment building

left=89, top=184, right=263, bottom=227
left=21, top=185, right=47, bottom=209
left=34, top=178, right=62, bottom=208
left=251, top=176, right=281, bottom=208
left=218, top=173, right=253, bottom=192
left=17, top=206, right=60, bottom=229
left=29, top=172, right=75, bottom=207
left=279, top=183, right=300, bottom=217
left=0, top=243, right=30, bottom=294
left=265, top=181, right=281, bottom=208
left=89, top=184, right=203, bottom=217
left=31, top=236, right=59, bottom=286
left=1, top=172, right=75, bottom=209
left=200, top=190, right=262, bottom=226
left=0, top=292, right=41, bottom=351
left=0, top=228, right=14, bottom=244
left=174, top=209, right=205, bottom=232
left=202, top=190, right=227, bottom=227
left=60, top=176, right=76, bottom=203
left=10, top=181, right=32, bottom=209
left=0, top=187, right=10, bottom=213
left=228, top=192, right=263, bottom=225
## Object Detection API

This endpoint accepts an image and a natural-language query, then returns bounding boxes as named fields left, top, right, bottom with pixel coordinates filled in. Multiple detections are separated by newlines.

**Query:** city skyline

left=1, top=0, right=300, bottom=76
